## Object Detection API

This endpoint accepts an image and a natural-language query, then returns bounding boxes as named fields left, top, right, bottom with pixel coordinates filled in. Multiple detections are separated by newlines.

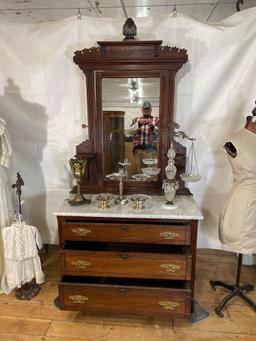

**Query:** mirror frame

left=73, top=40, right=188, bottom=195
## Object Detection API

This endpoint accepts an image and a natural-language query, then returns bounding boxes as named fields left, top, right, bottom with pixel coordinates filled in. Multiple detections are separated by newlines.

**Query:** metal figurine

left=11, top=172, right=24, bottom=215
left=123, top=18, right=137, bottom=40
left=169, top=122, right=195, bottom=142
left=11, top=172, right=41, bottom=301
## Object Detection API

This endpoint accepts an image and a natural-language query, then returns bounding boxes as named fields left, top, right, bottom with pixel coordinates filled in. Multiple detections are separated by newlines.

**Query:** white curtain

left=0, top=9, right=255, bottom=248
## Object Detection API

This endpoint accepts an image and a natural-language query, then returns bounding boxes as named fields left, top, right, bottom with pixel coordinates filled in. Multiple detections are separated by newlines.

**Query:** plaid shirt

left=130, top=116, right=159, bottom=151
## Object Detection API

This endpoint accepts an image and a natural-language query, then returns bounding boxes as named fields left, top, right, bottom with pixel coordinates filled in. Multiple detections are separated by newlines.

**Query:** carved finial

left=123, top=18, right=137, bottom=40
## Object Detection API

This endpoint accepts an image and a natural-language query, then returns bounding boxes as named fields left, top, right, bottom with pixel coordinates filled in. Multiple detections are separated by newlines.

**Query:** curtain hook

left=172, top=4, right=177, bottom=17
left=77, top=8, right=81, bottom=20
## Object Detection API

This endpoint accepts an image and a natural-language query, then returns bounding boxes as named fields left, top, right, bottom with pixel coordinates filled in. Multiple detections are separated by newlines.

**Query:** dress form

left=210, top=114, right=256, bottom=317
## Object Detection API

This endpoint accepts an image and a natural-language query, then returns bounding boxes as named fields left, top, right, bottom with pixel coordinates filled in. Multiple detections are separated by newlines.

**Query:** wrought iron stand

left=210, top=253, right=256, bottom=317
left=12, top=172, right=41, bottom=300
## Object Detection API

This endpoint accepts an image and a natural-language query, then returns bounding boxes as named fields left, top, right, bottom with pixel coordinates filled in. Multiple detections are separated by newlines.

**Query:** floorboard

left=0, top=248, right=255, bottom=341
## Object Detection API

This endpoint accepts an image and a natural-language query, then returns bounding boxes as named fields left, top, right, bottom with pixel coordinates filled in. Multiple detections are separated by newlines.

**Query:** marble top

left=54, top=195, right=203, bottom=221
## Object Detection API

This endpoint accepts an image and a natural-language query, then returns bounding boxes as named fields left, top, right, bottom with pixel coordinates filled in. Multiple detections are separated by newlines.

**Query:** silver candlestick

left=114, top=168, right=129, bottom=205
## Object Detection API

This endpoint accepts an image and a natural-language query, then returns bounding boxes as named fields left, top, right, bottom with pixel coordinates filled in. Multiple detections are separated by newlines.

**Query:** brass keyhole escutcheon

left=160, top=231, right=179, bottom=240
left=121, top=254, right=128, bottom=260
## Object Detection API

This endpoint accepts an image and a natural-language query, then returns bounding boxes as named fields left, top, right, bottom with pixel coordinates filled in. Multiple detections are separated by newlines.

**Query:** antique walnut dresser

left=55, top=35, right=203, bottom=319
left=55, top=196, right=203, bottom=318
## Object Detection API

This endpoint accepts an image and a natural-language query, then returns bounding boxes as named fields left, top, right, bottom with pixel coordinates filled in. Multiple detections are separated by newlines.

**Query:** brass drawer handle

left=160, top=232, right=179, bottom=240
left=72, top=260, right=91, bottom=269
left=159, top=301, right=180, bottom=310
left=72, top=227, right=91, bottom=236
left=122, top=225, right=128, bottom=232
left=69, top=295, right=88, bottom=304
left=160, top=264, right=180, bottom=272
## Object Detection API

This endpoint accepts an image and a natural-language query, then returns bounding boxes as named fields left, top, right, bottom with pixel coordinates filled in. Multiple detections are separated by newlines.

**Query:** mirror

left=73, top=39, right=188, bottom=195
left=102, top=77, right=160, bottom=181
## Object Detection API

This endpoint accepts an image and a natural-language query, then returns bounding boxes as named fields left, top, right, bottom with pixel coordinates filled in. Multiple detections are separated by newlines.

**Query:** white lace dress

left=1, top=221, right=45, bottom=294
left=0, top=116, right=13, bottom=293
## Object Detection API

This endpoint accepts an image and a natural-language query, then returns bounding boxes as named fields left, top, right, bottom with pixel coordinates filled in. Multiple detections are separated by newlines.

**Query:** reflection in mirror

left=102, top=78, right=160, bottom=181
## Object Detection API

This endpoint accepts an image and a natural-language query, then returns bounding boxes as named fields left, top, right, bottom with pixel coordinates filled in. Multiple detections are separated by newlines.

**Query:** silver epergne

left=106, top=160, right=131, bottom=205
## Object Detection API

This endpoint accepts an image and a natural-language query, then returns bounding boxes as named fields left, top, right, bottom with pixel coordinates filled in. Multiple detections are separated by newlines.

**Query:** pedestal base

left=162, top=202, right=177, bottom=210
left=68, top=194, right=91, bottom=206
left=210, top=280, right=256, bottom=317
left=15, top=282, right=41, bottom=300
left=114, top=196, right=129, bottom=205
left=210, top=253, right=256, bottom=317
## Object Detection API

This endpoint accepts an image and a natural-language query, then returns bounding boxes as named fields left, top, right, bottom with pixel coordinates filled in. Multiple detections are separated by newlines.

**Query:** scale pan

left=180, top=173, right=201, bottom=182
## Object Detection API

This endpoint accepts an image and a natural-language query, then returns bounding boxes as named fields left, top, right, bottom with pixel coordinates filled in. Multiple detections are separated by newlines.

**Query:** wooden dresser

left=55, top=195, right=203, bottom=319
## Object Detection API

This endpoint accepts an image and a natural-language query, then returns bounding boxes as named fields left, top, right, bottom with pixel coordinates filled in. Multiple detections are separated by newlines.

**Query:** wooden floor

left=0, top=248, right=255, bottom=341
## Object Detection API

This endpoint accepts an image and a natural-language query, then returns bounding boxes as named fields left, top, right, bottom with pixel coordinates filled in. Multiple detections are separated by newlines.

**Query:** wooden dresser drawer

left=61, top=250, right=191, bottom=280
left=61, top=221, right=191, bottom=245
left=59, top=278, right=191, bottom=318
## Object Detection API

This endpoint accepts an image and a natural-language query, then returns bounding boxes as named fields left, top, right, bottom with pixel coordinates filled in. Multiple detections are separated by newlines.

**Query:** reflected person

left=128, top=101, right=159, bottom=173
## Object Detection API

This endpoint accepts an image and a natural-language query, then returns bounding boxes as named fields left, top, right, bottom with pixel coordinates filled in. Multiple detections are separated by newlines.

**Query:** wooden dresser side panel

left=190, top=220, right=198, bottom=300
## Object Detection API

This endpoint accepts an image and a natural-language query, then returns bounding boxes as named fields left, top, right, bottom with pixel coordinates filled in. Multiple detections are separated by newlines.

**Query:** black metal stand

left=15, top=280, right=41, bottom=300
left=210, top=253, right=256, bottom=317
left=12, top=172, right=41, bottom=301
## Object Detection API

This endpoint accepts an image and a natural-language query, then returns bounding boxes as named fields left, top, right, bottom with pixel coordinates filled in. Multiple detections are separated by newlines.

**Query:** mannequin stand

left=12, top=172, right=41, bottom=300
left=210, top=253, right=256, bottom=317
left=15, top=280, right=41, bottom=300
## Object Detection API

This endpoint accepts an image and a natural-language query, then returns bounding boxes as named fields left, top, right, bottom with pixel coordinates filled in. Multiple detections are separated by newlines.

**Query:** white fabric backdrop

left=0, top=9, right=256, bottom=248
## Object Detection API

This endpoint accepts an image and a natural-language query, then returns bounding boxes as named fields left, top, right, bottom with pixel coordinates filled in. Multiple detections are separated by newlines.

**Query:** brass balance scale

left=162, top=122, right=201, bottom=209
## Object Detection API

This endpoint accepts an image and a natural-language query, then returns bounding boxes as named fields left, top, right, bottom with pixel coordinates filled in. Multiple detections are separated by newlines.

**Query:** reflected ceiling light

left=129, top=80, right=138, bottom=93
left=92, top=1, right=102, bottom=14
left=172, top=4, right=177, bottom=17
left=128, top=78, right=143, bottom=105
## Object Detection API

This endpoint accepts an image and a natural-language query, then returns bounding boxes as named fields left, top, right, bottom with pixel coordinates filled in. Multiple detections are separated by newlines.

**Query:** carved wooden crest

left=73, top=40, right=188, bottom=70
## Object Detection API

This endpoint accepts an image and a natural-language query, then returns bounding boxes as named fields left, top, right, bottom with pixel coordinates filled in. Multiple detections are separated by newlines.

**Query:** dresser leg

left=187, top=300, right=210, bottom=324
